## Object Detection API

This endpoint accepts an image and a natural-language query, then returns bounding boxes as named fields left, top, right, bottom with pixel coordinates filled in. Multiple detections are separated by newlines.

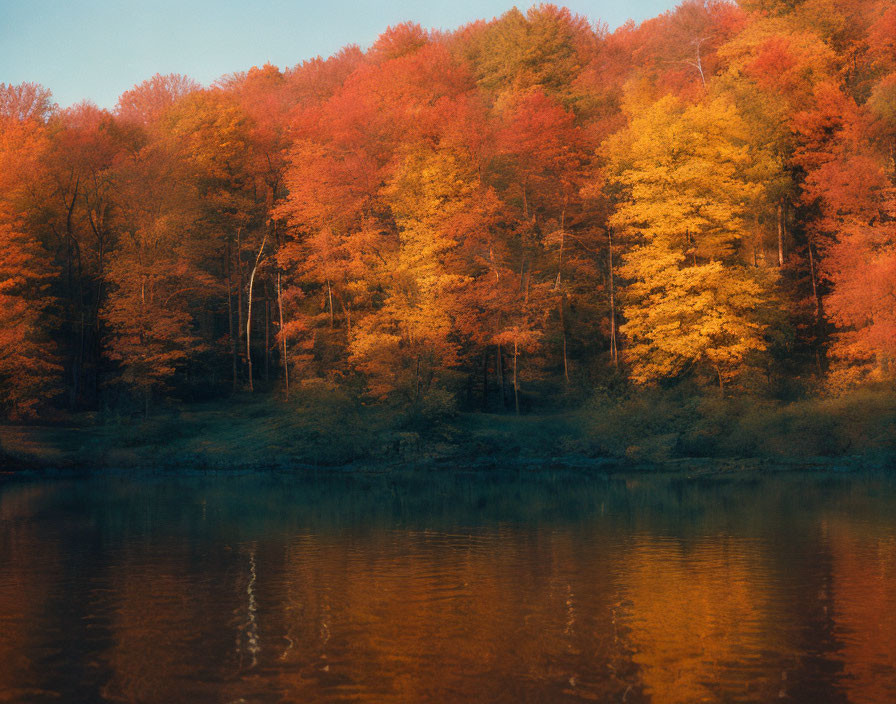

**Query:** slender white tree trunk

left=246, top=233, right=267, bottom=392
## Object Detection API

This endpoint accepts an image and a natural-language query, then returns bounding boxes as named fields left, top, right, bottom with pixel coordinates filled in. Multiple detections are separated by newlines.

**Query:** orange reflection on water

left=259, top=530, right=635, bottom=703
left=828, top=521, right=896, bottom=704
left=0, top=485, right=63, bottom=702
left=3, top=473, right=896, bottom=703
left=617, top=536, right=781, bottom=704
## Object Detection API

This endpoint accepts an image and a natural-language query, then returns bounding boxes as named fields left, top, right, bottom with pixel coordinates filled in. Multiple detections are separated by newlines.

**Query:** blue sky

left=1, top=0, right=677, bottom=110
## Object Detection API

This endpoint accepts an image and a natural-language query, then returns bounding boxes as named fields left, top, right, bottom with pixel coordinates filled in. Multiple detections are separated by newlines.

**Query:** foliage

left=1, top=0, right=895, bottom=437
left=606, top=95, right=776, bottom=388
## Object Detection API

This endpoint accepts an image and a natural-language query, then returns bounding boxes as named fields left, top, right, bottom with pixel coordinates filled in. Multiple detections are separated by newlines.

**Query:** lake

left=1, top=468, right=894, bottom=703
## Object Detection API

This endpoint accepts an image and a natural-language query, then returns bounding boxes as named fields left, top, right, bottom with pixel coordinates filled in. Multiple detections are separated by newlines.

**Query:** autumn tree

left=102, top=112, right=212, bottom=414
left=277, top=93, right=394, bottom=382
left=493, top=89, right=595, bottom=384
left=0, top=82, right=55, bottom=122
left=277, top=33, right=475, bottom=391
left=0, top=97, right=60, bottom=417
left=161, top=89, right=267, bottom=390
left=30, top=102, right=129, bottom=408
left=606, top=95, right=776, bottom=390
left=350, top=146, right=481, bottom=399
left=795, top=82, right=896, bottom=386
left=116, top=73, right=200, bottom=127
left=461, top=5, right=594, bottom=108
left=8, top=0, right=896, bottom=419
left=219, top=65, right=297, bottom=389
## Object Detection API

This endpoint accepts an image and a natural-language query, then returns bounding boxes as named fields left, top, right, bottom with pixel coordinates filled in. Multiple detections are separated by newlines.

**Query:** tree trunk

left=807, top=235, right=824, bottom=376
left=807, top=236, right=821, bottom=323
left=555, top=207, right=566, bottom=288
left=339, top=298, right=352, bottom=338
left=264, top=298, right=270, bottom=383
left=686, top=229, right=697, bottom=266
left=777, top=201, right=785, bottom=267
left=891, top=135, right=895, bottom=183
left=465, top=367, right=473, bottom=407
left=246, top=234, right=267, bottom=392
left=557, top=208, right=569, bottom=385
left=690, top=38, right=707, bottom=88
left=513, top=340, right=520, bottom=415
left=496, top=344, right=507, bottom=409
left=92, top=231, right=106, bottom=407
left=522, top=177, right=529, bottom=220
left=414, top=355, right=420, bottom=402
left=226, top=239, right=238, bottom=391
left=64, top=184, right=81, bottom=409
left=277, top=271, right=289, bottom=399
left=560, top=297, right=569, bottom=386
left=326, top=279, right=334, bottom=329
left=716, top=365, right=724, bottom=394
left=237, top=229, right=244, bottom=372
left=482, top=350, right=489, bottom=410
left=608, top=229, right=618, bottom=369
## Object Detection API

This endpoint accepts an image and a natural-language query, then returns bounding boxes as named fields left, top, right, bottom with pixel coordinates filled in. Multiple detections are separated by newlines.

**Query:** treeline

left=1, top=0, right=894, bottom=420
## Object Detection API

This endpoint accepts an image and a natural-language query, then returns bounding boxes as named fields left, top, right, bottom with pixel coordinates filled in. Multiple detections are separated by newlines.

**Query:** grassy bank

left=1, top=386, right=894, bottom=472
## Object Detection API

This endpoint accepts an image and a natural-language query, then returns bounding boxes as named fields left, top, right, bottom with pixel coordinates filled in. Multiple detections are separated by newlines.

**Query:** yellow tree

left=715, top=17, right=838, bottom=265
left=462, top=5, right=593, bottom=108
left=350, top=146, right=472, bottom=399
left=606, top=94, right=776, bottom=390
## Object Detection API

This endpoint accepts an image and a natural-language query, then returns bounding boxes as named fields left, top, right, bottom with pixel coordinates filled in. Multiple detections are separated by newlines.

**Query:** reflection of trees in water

left=616, top=536, right=781, bottom=703
left=2, top=472, right=896, bottom=702
left=0, top=482, right=123, bottom=702
left=236, top=543, right=260, bottom=669
left=828, top=523, right=896, bottom=704
left=264, top=527, right=642, bottom=703
left=97, top=546, right=246, bottom=703
left=0, top=519, right=58, bottom=700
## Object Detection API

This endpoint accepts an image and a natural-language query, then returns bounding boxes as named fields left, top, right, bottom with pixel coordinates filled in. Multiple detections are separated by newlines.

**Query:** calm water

left=1, top=469, right=895, bottom=703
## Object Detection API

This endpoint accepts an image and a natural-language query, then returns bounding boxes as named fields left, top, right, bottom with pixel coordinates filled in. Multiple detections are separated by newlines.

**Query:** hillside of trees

left=1, top=0, right=894, bottom=464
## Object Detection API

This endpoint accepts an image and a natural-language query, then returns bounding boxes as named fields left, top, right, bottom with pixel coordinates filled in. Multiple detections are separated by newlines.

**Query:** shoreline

left=3, top=391, right=893, bottom=480
left=2, top=441, right=889, bottom=483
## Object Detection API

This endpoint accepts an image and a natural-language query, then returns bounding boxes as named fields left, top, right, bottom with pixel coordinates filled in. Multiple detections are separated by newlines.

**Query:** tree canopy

left=2, top=0, right=894, bottom=418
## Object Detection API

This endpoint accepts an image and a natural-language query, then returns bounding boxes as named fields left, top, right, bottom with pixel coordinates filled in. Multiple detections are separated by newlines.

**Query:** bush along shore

left=1, top=385, right=893, bottom=475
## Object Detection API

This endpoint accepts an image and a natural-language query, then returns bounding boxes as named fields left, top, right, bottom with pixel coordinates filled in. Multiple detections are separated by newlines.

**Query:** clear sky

left=1, top=0, right=677, bottom=110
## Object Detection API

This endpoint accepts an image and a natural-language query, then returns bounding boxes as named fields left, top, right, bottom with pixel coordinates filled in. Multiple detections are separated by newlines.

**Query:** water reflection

left=829, top=523, right=896, bottom=704
left=0, top=470, right=895, bottom=703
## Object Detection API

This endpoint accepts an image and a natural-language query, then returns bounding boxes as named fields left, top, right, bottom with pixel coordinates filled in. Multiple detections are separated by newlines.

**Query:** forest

left=1, top=0, right=895, bottom=465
